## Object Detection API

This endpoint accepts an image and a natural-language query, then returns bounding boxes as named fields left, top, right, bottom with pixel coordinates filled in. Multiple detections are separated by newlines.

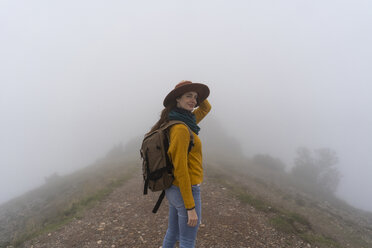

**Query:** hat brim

left=163, top=83, right=210, bottom=107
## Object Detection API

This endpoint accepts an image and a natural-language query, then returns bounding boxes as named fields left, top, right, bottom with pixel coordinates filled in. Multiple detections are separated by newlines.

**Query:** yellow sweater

left=167, top=99, right=211, bottom=209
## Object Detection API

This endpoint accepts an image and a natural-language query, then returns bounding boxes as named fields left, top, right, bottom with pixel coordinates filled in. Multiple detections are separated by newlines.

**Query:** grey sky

left=1, top=0, right=372, bottom=211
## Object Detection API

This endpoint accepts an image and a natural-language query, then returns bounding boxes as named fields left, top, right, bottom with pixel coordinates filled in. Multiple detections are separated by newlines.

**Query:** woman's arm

left=193, top=99, right=211, bottom=124
left=167, top=124, right=195, bottom=210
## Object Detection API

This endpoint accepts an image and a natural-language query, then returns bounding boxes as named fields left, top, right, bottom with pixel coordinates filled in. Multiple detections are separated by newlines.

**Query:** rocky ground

left=23, top=171, right=313, bottom=248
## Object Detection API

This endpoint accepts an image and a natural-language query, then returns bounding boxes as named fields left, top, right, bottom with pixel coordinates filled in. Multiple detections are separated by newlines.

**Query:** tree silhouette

left=291, top=147, right=341, bottom=194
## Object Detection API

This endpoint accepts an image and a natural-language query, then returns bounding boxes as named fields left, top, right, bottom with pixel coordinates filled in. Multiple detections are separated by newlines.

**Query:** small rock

left=48, top=233, right=51, bottom=236
left=97, top=240, right=102, bottom=244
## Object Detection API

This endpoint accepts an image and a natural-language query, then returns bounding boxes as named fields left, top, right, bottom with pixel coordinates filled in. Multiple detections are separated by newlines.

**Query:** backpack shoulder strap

left=160, top=120, right=194, bottom=148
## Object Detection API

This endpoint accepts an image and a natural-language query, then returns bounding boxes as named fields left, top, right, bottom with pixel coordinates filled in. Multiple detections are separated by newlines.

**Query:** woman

left=150, top=81, right=211, bottom=248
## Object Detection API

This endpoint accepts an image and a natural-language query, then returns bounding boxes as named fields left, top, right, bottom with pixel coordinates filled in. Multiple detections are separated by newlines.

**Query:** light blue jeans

left=162, top=185, right=201, bottom=248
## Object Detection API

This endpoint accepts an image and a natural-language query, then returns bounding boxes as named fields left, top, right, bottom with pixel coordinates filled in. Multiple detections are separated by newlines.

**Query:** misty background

left=1, top=0, right=371, bottom=211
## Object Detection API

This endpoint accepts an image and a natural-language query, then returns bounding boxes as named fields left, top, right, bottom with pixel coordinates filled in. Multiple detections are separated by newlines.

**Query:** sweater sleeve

left=167, top=124, right=195, bottom=209
left=193, top=99, right=211, bottom=124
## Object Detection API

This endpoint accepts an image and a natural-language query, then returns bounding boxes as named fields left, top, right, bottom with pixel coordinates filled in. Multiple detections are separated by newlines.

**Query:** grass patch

left=233, top=187, right=277, bottom=213
left=208, top=169, right=343, bottom=246
left=270, top=216, right=296, bottom=233
left=269, top=212, right=311, bottom=234
left=205, top=165, right=371, bottom=248
left=344, top=233, right=372, bottom=248
left=269, top=213, right=342, bottom=247
left=299, top=233, right=342, bottom=248
left=13, top=216, right=74, bottom=247
left=209, top=172, right=278, bottom=213
left=287, top=212, right=311, bottom=229
left=11, top=165, right=137, bottom=247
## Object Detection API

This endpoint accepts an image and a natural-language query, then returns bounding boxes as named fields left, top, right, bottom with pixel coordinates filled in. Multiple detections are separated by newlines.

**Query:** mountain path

left=24, top=170, right=309, bottom=248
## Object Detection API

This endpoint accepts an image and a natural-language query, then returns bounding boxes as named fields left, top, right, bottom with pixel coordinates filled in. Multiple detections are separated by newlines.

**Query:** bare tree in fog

left=291, top=147, right=341, bottom=194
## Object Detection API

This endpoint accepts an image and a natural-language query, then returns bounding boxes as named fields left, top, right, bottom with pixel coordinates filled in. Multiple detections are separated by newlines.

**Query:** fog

left=1, top=0, right=371, bottom=211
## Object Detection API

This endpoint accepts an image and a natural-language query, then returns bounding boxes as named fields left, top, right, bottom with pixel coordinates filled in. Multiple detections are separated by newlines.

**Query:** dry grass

left=1, top=158, right=138, bottom=247
left=205, top=162, right=372, bottom=248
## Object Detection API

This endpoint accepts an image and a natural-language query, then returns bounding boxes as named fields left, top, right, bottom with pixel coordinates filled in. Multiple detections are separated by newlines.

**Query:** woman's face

left=176, top=91, right=198, bottom=111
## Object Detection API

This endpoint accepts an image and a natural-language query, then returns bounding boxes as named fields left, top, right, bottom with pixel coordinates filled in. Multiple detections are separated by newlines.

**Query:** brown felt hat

left=163, top=81, right=210, bottom=107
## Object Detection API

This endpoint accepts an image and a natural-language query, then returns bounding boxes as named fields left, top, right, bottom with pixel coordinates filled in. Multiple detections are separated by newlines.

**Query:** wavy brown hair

left=147, top=101, right=177, bottom=134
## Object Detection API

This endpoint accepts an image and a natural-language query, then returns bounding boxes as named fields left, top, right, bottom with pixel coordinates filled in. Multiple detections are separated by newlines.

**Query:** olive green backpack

left=140, top=120, right=194, bottom=213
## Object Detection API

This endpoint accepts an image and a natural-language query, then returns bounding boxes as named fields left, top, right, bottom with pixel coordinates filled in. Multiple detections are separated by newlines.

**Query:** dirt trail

left=24, top=170, right=308, bottom=248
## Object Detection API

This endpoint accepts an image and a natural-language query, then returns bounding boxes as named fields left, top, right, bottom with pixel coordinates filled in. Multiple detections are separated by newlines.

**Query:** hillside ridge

left=1, top=156, right=372, bottom=247
left=22, top=168, right=309, bottom=248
